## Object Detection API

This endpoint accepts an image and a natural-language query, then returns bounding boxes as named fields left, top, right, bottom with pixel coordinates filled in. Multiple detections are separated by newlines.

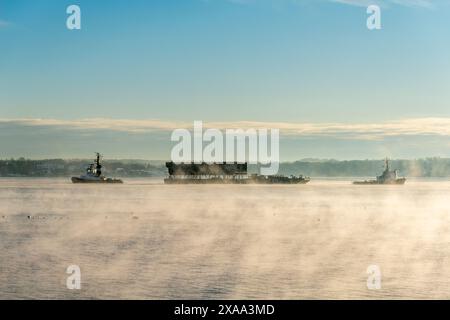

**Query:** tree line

left=1, top=158, right=450, bottom=178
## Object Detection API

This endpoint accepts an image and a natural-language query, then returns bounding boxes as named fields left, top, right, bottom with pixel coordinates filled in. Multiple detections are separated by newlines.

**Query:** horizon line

left=2, top=156, right=449, bottom=162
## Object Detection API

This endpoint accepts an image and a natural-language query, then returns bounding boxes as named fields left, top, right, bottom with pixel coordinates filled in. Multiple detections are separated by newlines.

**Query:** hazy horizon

left=3, top=156, right=450, bottom=162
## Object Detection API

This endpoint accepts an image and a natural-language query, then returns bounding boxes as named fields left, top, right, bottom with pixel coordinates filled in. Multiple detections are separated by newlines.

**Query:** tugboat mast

left=95, top=152, right=102, bottom=177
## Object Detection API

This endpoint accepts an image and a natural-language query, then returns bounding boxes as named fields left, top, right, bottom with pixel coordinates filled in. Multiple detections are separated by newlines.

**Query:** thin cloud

left=333, top=0, right=435, bottom=7
left=222, top=0, right=441, bottom=8
left=0, top=118, right=187, bottom=133
left=390, top=0, right=437, bottom=8
left=2, top=117, right=450, bottom=140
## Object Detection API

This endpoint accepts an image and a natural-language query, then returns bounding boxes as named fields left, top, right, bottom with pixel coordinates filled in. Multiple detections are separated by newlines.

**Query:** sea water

left=1, top=178, right=450, bottom=299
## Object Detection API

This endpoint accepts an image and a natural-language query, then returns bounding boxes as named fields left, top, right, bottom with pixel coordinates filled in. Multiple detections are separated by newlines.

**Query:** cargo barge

left=164, top=162, right=310, bottom=184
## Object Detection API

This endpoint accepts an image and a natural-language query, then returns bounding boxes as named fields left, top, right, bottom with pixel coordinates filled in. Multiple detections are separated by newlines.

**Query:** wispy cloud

left=331, top=0, right=435, bottom=8
left=0, top=118, right=185, bottom=133
left=2, top=117, right=450, bottom=140
left=222, top=0, right=442, bottom=8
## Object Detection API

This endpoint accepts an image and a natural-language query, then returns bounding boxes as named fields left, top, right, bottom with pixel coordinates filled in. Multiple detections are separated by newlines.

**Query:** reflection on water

left=1, top=178, right=450, bottom=299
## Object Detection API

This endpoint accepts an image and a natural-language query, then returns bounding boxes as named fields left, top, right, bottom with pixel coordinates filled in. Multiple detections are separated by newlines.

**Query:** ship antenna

left=95, top=152, right=102, bottom=177
left=95, top=152, right=103, bottom=169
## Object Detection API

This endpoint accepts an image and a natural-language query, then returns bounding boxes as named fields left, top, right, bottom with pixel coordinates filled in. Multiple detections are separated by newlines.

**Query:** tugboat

left=71, top=153, right=123, bottom=184
left=353, top=159, right=406, bottom=185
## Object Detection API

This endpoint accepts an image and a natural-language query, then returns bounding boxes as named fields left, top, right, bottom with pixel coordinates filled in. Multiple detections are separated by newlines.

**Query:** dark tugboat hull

left=353, top=178, right=406, bottom=185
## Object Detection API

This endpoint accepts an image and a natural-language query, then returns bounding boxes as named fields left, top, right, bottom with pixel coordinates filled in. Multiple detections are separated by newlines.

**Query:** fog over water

left=1, top=178, right=450, bottom=299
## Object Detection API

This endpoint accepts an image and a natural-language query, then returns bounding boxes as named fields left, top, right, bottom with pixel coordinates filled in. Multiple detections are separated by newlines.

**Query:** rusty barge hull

left=164, top=177, right=310, bottom=185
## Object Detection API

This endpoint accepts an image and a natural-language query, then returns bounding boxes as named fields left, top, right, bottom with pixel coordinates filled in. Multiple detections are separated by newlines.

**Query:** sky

left=1, top=0, right=450, bottom=160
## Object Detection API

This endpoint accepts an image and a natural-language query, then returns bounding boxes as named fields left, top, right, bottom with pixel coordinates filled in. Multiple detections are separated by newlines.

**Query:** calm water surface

left=1, top=178, right=450, bottom=299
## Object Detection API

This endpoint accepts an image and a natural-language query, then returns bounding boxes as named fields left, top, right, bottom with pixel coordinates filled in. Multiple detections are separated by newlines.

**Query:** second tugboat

left=353, top=159, right=406, bottom=185
left=71, top=153, right=123, bottom=184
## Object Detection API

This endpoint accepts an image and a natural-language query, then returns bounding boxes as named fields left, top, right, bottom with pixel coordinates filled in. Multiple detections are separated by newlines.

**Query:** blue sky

left=1, top=0, right=450, bottom=159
